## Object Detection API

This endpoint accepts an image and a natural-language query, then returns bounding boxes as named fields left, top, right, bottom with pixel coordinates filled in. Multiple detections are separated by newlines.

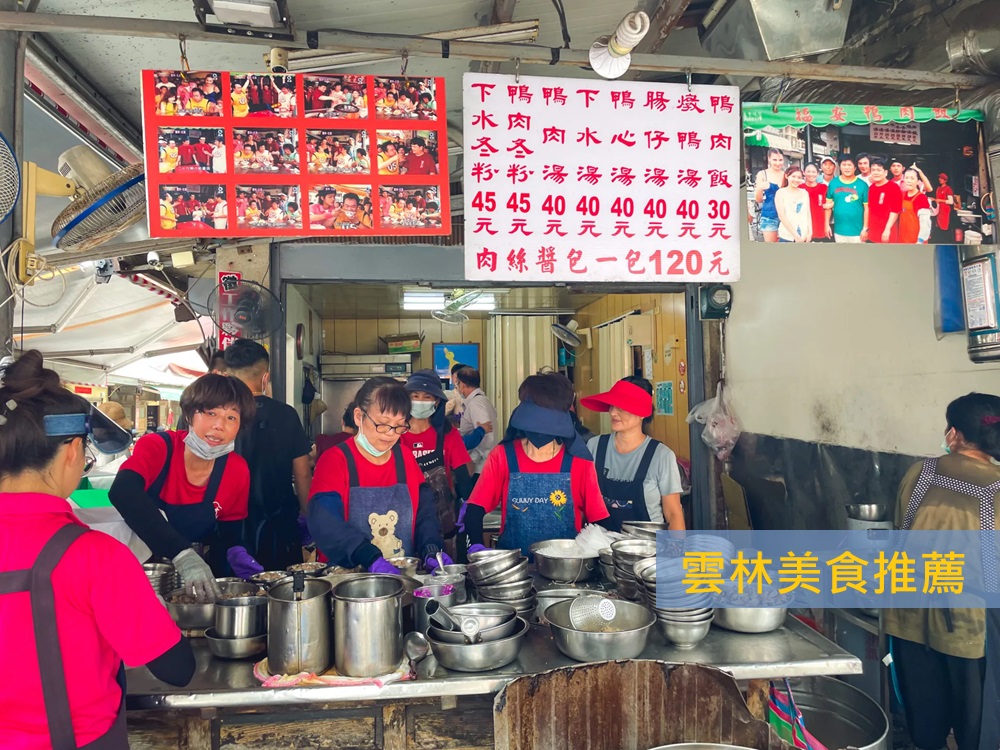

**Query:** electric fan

left=207, top=279, right=284, bottom=341
left=551, top=319, right=593, bottom=349
left=431, top=290, right=481, bottom=326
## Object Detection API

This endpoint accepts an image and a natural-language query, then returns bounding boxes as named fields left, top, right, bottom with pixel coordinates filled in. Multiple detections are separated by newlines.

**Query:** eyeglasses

left=361, top=410, right=409, bottom=435
left=64, top=436, right=97, bottom=475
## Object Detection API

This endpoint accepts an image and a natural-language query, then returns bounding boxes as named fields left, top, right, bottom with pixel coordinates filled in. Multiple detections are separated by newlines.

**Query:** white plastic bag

left=686, top=381, right=742, bottom=460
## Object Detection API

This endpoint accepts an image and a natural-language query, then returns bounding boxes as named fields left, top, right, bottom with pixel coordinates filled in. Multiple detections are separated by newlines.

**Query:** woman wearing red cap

left=580, top=377, right=685, bottom=532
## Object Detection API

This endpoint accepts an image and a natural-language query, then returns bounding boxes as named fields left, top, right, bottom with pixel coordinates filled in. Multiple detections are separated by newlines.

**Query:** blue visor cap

left=44, top=406, right=133, bottom=455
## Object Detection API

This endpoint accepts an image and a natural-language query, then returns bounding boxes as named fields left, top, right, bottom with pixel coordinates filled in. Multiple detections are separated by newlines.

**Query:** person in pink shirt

left=0, top=351, right=194, bottom=749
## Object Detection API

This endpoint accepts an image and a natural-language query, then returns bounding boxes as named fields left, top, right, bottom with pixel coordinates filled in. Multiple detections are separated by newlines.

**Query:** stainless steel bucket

left=215, top=596, right=268, bottom=638
left=266, top=575, right=332, bottom=675
left=788, top=676, right=889, bottom=750
left=333, top=575, right=404, bottom=677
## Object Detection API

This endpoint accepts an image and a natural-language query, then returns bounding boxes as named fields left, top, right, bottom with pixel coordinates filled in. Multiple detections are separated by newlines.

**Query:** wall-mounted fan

left=207, top=279, right=284, bottom=341
left=552, top=319, right=592, bottom=349
left=432, top=290, right=481, bottom=326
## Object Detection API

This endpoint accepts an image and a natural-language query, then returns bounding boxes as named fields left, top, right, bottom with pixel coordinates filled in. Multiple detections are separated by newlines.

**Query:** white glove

left=172, top=548, right=220, bottom=603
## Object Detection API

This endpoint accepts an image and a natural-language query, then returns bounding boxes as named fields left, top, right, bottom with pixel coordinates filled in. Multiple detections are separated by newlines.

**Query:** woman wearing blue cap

left=462, top=373, right=610, bottom=556
left=399, top=369, right=476, bottom=562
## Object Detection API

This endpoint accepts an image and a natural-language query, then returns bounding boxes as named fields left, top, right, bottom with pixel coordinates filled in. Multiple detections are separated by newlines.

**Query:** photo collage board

left=141, top=70, right=450, bottom=238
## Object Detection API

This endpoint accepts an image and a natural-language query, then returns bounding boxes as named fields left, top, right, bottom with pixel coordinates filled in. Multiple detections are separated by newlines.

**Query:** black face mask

left=523, top=431, right=558, bottom=449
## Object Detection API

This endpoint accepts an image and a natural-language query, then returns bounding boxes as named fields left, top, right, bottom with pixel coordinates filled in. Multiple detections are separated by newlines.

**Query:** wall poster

left=142, top=70, right=450, bottom=238
left=463, top=73, right=742, bottom=283
left=743, top=103, right=990, bottom=246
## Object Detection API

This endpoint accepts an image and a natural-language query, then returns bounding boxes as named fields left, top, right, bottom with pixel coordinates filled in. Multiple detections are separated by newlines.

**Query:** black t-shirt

left=236, top=396, right=313, bottom=520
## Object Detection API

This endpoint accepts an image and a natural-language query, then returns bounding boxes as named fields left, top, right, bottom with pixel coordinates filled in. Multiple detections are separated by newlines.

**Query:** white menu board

left=463, top=73, right=741, bottom=283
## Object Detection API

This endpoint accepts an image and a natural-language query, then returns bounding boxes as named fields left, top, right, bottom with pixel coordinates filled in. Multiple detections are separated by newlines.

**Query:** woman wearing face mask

left=109, top=374, right=256, bottom=602
left=307, top=377, right=444, bottom=574
left=399, top=370, right=476, bottom=562
left=885, top=393, right=1000, bottom=750
left=463, top=373, right=610, bottom=557
left=0, top=351, right=195, bottom=749
left=580, top=377, right=685, bottom=532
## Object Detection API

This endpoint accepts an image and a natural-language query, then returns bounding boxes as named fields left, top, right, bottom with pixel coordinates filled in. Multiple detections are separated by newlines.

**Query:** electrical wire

left=550, top=0, right=571, bottom=49
left=0, top=238, right=66, bottom=312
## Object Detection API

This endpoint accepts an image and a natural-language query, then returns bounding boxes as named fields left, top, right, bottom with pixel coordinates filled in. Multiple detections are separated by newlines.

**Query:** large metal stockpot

left=266, top=575, right=332, bottom=675
left=333, top=575, right=404, bottom=677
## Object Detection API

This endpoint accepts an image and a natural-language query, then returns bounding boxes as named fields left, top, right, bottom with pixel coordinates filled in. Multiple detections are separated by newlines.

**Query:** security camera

left=268, top=47, right=288, bottom=74
left=147, top=251, right=163, bottom=271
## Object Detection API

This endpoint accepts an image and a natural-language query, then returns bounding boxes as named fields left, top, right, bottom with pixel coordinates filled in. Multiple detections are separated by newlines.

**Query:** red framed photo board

left=142, top=70, right=451, bottom=239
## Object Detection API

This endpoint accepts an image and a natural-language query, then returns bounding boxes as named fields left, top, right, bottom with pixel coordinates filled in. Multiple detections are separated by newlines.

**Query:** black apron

left=595, top=434, right=659, bottom=532
left=149, top=432, right=228, bottom=544
left=0, top=524, right=129, bottom=749
left=412, top=427, right=458, bottom=560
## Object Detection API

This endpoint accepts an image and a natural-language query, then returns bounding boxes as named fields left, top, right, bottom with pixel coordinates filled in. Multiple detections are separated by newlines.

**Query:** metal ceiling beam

left=0, top=11, right=994, bottom=88
left=635, top=0, right=695, bottom=57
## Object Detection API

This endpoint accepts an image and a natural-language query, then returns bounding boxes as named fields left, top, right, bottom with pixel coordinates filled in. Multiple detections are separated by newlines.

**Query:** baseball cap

left=820, top=156, right=837, bottom=165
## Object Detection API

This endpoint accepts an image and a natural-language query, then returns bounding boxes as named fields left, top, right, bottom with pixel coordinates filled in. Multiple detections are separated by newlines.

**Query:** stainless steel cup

left=333, top=575, right=404, bottom=677
left=215, top=596, right=268, bottom=638
left=413, top=584, right=459, bottom=633
left=267, top=576, right=332, bottom=675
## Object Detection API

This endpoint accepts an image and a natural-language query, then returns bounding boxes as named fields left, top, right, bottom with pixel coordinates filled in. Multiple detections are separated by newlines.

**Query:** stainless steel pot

left=215, top=596, right=268, bottom=638
left=787, top=676, right=889, bottom=750
left=645, top=744, right=759, bottom=750
left=530, top=540, right=598, bottom=582
left=267, top=574, right=332, bottom=675
left=546, top=599, right=654, bottom=662
left=333, top=575, right=404, bottom=677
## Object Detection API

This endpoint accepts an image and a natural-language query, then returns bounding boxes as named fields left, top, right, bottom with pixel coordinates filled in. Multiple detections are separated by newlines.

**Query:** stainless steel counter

left=126, top=615, right=860, bottom=711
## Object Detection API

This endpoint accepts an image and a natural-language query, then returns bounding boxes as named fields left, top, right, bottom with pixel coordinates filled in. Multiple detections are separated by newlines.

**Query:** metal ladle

left=424, top=599, right=482, bottom=643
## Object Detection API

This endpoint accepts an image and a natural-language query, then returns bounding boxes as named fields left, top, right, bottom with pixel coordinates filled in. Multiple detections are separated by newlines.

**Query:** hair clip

left=983, top=415, right=1000, bottom=426
left=5, top=399, right=16, bottom=411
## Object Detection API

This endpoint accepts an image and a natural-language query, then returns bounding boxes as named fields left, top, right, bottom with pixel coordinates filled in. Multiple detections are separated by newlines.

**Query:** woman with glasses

left=307, top=377, right=444, bottom=575
left=0, top=351, right=195, bottom=749
left=109, top=373, right=256, bottom=603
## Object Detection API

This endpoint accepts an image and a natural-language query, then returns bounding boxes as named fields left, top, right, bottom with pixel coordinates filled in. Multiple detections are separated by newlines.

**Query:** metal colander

left=569, top=595, right=617, bottom=631
left=0, top=132, right=19, bottom=224
left=51, top=162, right=145, bottom=253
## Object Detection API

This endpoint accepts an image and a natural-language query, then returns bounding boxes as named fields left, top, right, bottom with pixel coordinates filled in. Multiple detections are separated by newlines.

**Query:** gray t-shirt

left=586, top=435, right=683, bottom=522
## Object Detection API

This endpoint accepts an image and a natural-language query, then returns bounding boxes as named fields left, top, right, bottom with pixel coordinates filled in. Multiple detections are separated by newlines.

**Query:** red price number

left=576, top=196, right=600, bottom=216
left=708, top=200, right=730, bottom=220
left=506, top=192, right=531, bottom=213
left=471, top=191, right=496, bottom=212
left=610, top=197, right=634, bottom=217
left=643, top=198, right=668, bottom=219
left=650, top=250, right=704, bottom=276
left=677, top=200, right=699, bottom=220
left=542, top=195, right=566, bottom=215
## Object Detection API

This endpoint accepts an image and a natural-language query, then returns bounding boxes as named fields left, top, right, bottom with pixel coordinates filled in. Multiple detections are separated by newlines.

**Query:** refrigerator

left=319, top=354, right=413, bottom=434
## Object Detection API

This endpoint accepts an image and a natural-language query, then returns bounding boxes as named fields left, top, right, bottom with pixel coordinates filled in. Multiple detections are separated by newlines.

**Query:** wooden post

left=382, top=703, right=407, bottom=750
left=745, top=679, right=770, bottom=721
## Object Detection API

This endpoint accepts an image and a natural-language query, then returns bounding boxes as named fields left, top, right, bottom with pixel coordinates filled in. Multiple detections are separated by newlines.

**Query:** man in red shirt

left=177, top=138, right=197, bottom=167
left=867, top=157, right=902, bottom=243
left=195, top=135, right=214, bottom=172
left=402, top=135, right=437, bottom=175
left=802, top=163, right=829, bottom=242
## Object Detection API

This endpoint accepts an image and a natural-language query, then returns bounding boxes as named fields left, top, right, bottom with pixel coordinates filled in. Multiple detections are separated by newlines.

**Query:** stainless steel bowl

left=646, top=743, right=759, bottom=750
left=475, top=559, right=529, bottom=586
left=495, top=589, right=537, bottom=610
left=531, top=540, right=598, bottom=582
left=468, top=550, right=523, bottom=583
left=286, top=561, right=330, bottom=577
left=546, top=599, right=654, bottom=662
left=388, top=556, right=421, bottom=577
left=426, top=617, right=529, bottom=672
left=656, top=617, right=712, bottom=649
left=598, top=548, right=614, bottom=565
left=633, top=556, right=657, bottom=584
left=600, top=561, right=617, bottom=583
left=622, top=521, right=669, bottom=540
left=428, top=615, right=520, bottom=644
left=217, top=580, right=259, bottom=597
left=165, top=588, right=214, bottom=630
left=611, top=538, right=658, bottom=563
left=436, top=564, right=467, bottom=577
left=535, top=587, right=592, bottom=620
left=441, top=602, right=517, bottom=629
left=713, top=607, right=787, bottom=633
left=214, top=596, right=268, bottom=638
left=476, top=577, right=533, bottom=601
left=204, top=627, right=267, bottom=660
left=845, top=503, right=890, bottom=522
left=250, top=571, right=293, bottom=589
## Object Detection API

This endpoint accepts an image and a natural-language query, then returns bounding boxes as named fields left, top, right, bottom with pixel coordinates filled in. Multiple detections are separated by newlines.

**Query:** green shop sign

left=742, top=103, right=983, bottom=130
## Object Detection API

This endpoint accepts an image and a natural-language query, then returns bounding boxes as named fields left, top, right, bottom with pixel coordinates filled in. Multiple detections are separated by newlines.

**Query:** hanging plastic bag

left=686, top=381, right=742, bottom=461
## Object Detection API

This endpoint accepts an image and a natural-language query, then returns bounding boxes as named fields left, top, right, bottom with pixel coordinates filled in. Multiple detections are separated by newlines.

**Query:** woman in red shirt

left=307, top=377, right=444, bottom=574
left=110, top=373, right=255, bottom=602
left=0, top=351, right=194, bottom=749
left=400, top=370, right=475, bottom=562
left=463, top=373, right=610, bottom=557
left=898, top=168, right=933, bottom=244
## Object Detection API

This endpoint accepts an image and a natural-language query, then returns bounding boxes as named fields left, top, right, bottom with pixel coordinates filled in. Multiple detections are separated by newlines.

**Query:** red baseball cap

left=579, top=380, right=653, bottom=418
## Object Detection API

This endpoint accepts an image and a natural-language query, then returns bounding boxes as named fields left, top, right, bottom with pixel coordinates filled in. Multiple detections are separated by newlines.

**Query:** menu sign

left=141, top=70, right=450, bottom=239
left=463, top=73, right=741, bottom=283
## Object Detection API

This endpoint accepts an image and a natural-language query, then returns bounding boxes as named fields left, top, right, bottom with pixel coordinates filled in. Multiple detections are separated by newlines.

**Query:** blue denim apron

left=339, top=443, right=415, bottom=558
left=595, top=434, right=658, bottom=532
left=149, top=432, right=228, bottom=544
left=497, top=442, right=577, bottom=557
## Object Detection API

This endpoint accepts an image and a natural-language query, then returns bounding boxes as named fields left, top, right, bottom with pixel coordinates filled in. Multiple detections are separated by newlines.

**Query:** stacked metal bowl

left=621, top=521, right=669, bottom=540
left=598, top=548, right=615, bottom=583
left=530, top=539, right=598, bottom=583
left=713, top=582, right=788, bottom=634
left=143, top=562, right=179, bottom=596
left=635, top=556, right=714, bottom=649
left=424, top=602, right=529, bottom=672
left=611, top=539, right=657, bottom=600
left=468, top=549, right=536, bottom=618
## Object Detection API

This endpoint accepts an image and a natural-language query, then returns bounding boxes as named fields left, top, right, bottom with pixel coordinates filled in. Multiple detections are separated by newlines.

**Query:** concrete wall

left=725, top=243, right=1000, bottom=458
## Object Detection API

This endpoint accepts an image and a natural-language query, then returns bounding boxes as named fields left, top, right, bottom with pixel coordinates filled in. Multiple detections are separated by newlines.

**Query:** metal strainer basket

left=569, top=595, right=617, bottom=631
left=51, top=162, right=146, bottom=252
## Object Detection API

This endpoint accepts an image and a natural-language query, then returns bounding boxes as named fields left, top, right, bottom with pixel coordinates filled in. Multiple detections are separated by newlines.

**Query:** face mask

left=184, top=430, right=235, bottom=461
left=410, top=400, right=437, bottom=420
left=941, top=440, right=952, bottom=455
left=524, top=431, right=557, bottom=449
left=356, top=422, right=390, bottom=458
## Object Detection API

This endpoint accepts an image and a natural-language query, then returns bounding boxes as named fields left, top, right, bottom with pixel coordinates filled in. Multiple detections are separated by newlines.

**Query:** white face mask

left=410, top=400, right=437, bottom=420
left=184, top=429, right=235, bottom=460
left=355, top=422, right=390, bottom=457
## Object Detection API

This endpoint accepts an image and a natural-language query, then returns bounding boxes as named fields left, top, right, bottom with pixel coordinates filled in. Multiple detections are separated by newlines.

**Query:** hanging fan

left=431, top=290, right=481, bottom=325
left=432, top=309, right=469, bottom=325
left=207, top=279, right=285, bottom=341
left=0, top=132, right=20, bottom=226
left=552, top=319, right=592, bottom=349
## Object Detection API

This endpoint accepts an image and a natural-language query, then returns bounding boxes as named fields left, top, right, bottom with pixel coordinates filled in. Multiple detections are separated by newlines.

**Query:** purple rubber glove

left=425, top=552, right=454, bottom=572
left=297, top=514, right=313, bottom=546
left=456, top=502, right=469, bottom=533
left=369, top=557, right=401, bottom=575
left=468, top=544, right=488, bottom=556
left=227, top=546, right=264, bottom=580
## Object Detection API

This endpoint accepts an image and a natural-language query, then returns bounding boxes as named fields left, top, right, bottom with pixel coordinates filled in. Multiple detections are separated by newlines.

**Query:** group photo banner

left=463, top=73, right=742, bottom=283
left=141, top=70, right=451, bottom=239
left=743, top=102, right=991, bottom=246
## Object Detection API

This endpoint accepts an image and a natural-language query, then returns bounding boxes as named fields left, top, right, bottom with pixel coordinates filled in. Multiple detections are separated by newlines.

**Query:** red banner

left=142, top=70, right=450, bottom=239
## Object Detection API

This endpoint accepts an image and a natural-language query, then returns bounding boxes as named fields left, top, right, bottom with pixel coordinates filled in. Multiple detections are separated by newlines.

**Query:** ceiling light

left=285, top=21, right=539, bottom=72
left=209, top=0, right=282, bottom=28
left=589, top=11, right=650, bottom=80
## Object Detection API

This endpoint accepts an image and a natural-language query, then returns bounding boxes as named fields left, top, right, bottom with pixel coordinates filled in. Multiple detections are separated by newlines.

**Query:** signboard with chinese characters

left=743, top=103, right=990, bottom=246
left=216, top=270, right=242, bottom=350
left=463, top=73, right=741, bottom=283
left=142, top=70, right=450, bottom=239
